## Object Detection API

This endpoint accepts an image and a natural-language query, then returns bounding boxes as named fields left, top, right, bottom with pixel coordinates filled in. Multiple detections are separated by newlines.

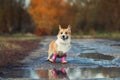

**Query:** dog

left=47, top=25, right=71, bottom=63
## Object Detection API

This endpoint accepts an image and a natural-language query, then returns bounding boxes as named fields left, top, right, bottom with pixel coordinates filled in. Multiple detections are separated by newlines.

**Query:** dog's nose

left=62, top=35, right=67, bottom=40
left=62, top=35, right=65, bottom=38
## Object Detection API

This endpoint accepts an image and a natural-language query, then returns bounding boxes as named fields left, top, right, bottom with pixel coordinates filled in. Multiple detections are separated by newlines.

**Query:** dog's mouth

left=61, top=35, right=68, bottom=41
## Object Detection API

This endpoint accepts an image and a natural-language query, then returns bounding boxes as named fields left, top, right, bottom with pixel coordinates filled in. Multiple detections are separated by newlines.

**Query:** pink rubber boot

left=61, top=54, right=67, bottom=63
left=61, top=68, right=66, bottom=74
left=49, top=54, right=57, bottom=62
left=51, top=68, right=57, bottom=76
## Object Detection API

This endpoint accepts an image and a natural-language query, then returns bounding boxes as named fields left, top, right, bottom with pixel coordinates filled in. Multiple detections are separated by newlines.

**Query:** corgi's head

left=57, top=25, right=71, bottom=41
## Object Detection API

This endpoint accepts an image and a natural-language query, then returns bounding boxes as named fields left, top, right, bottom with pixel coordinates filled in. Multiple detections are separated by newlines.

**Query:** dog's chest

left=57, top=43, right=71, bottom=53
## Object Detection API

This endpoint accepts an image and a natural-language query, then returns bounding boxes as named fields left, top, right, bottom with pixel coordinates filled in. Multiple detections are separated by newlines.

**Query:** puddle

left=79, top=53, right=115, bottom=60
left=111, top=44, right=120, bottom=47
left=0, top=67, right=120, bottom=80
left=1, top=38, right=120, bottom=79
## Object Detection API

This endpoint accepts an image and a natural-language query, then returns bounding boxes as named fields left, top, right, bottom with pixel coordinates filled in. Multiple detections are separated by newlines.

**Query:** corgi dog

left=47, top=25, right=71, bottom=63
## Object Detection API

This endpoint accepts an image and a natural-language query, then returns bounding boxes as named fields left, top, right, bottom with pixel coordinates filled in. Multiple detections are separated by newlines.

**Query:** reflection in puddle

left=0, top=68, right=39, bottom=79
left=36, top=68, right=69, bottom=80
left=1, top=67, right=120, bottom=79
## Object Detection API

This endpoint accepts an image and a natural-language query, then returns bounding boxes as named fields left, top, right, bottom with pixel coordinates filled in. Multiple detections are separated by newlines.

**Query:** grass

left=0, top=41, right=21, bottom=50
left=72, top=32, right=120, bottom=40
left=0, top=33, right=39, bottom=41
left=0, top=33, right=40, bottom=50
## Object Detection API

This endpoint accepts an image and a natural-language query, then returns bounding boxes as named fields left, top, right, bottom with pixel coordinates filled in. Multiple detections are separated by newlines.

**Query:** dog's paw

left=46, top=58, right=49, bottom=61
left=61, top=61, right=67, bottom=64
left=49, top=59, right=55, bottom=63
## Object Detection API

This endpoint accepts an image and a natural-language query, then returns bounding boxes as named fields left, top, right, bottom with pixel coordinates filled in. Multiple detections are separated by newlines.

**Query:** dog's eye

left=65, top=32, right=68, bottom=34
left=61, top=32, right=63, bottom=34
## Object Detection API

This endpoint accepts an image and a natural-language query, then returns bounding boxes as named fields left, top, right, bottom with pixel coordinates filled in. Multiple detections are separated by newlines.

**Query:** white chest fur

left=55, top=39, right=71, bottom=53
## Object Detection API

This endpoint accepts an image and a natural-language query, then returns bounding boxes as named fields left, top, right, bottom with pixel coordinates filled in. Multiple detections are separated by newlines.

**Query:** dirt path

left=0, top=36, right=120, bottom=80
left=0, top=39, right=40, bottom=67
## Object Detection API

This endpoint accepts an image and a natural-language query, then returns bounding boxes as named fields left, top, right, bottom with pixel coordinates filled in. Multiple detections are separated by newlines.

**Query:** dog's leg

left=49, top=53, right=57, bottom=62
left=47, top=51, right=52, bottom=60
left=61, top=54, right=67, bottom=63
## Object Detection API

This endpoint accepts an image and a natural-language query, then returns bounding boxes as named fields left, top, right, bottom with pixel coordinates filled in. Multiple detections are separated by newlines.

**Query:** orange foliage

left=29, top=0, right=70, bottom=35
left=35, top=27, right=50, bottom=36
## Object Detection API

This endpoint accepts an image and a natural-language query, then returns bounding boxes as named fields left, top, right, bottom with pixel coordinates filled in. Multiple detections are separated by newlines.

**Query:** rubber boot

left=61, top=54, right=67, bottom=63
left=61, top=68, right=66, bottom=74
left=51, top=68, right=57, bottom=76
left=49, top=53, right=57, bottom=62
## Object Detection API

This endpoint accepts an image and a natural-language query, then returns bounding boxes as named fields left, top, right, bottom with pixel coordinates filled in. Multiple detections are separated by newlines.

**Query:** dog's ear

left=59, top=25, right=62, bottom=30
left=67, top=25, right=71, bottom=31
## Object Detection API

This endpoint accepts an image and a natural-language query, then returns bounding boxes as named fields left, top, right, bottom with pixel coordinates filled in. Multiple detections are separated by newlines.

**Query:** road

left=1, top=36, right=120, bottom=80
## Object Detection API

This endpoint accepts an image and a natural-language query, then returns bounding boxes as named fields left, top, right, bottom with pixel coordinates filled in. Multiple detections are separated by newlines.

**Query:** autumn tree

left=0, top=0, right=34, bottom=34
left=97, top=0, right=120, bottom=32
left=71, top=0, right=120, bottom=34
left=29, top=0, right=77, bottom=35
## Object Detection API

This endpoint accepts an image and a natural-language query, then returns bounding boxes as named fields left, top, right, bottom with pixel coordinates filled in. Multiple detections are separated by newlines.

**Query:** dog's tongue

left=62, top=37, right=66, bottom=41
left=63, top=38, right=66, bottom=40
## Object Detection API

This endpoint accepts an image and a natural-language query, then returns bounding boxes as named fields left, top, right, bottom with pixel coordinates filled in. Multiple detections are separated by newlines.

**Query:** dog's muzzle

left=61, top=35, right=68, bottom=40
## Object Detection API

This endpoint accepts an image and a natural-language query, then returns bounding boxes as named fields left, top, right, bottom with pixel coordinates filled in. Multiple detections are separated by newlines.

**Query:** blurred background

left=0, top=0, right=120, bottom=36
left=0, top=0, right=120, bottom=77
